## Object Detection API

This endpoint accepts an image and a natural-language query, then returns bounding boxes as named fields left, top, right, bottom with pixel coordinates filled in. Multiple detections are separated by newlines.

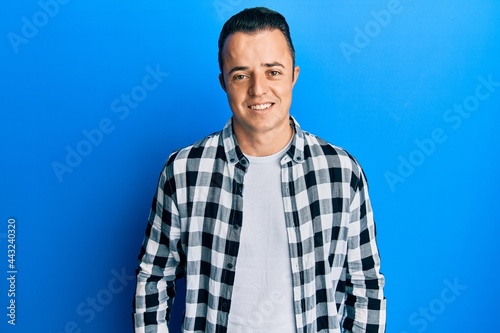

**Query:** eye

left=268, top=70, right=281, bottom=77
left=233, top=74, right=247, bottom=81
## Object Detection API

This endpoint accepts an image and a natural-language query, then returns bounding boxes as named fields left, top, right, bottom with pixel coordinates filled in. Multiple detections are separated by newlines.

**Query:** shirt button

left=233, top=224, right=239, bottom=230
left=230, top=158, right=235, bottom=163
left=222, top=302, right=228, bottom=309
left=227, top=263, right=233, bottom=269
left=241, top=159, right=247, bottom=165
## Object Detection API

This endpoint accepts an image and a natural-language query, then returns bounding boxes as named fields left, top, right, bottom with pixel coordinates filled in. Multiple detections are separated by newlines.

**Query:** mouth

left=248, top=102, right=274, bottom=111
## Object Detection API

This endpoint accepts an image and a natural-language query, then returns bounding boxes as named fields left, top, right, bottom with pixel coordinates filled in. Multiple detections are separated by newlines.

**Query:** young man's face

left=219, top=29, right=300, bottom=139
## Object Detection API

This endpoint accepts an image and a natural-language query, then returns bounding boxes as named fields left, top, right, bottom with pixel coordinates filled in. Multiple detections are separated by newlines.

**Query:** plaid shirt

left=134, top=117, right=386, bottom=333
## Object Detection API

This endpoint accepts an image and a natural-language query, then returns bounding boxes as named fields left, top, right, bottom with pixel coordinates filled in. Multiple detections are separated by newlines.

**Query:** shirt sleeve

left=342, top=166, right=386, bottom=332
left=133, top=161, right=184, bottom=333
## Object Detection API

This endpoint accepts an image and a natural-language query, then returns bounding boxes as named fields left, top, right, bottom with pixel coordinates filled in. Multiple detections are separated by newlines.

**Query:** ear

left=219, top=73, right=227, bottom=92
left=292, top=66, right=300, bottom=87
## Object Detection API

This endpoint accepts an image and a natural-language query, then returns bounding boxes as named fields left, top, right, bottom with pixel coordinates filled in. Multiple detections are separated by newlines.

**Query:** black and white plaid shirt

left=134, top=117, right=386, bottom=333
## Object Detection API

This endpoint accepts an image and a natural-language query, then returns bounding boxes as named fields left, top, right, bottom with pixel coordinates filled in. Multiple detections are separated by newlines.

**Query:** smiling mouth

left=248, top=103, right=274, bottom=110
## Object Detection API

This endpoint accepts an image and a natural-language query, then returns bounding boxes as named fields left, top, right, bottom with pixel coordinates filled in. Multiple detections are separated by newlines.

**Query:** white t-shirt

left=227, top=143, right=296, bottom=333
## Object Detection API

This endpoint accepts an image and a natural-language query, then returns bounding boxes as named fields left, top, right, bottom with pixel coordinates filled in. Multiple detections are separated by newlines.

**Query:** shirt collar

left=222, top=116, right=305, bottom=165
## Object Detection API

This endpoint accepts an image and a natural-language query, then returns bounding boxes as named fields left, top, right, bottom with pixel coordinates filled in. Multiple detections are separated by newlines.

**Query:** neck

left=234, top=121, right=293, bottom=157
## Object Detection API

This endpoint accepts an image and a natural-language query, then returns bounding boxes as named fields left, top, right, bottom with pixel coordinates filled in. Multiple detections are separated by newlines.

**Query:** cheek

left=275, top=84, right=293, bottom=100
left=227, top=85, right=246, bottom=103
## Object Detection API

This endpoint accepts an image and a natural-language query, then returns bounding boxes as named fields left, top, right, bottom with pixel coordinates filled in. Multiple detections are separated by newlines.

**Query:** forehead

left=221, top=29, right=292, bottom=68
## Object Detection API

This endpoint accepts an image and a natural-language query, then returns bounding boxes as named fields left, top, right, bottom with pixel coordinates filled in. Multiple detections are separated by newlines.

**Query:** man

left=134, top=7, right=386, bottom=333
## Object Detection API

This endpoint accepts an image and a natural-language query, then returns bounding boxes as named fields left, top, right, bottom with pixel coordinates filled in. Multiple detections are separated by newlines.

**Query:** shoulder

left=163, top=130, right=223, bottom=171
left=301, top=131, right=371, bottom=194
left=301, top=130, right=364, bottom=174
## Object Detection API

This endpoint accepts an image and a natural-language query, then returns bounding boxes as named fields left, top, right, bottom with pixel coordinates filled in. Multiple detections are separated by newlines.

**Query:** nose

left=248, top=73, right=268, bottom=97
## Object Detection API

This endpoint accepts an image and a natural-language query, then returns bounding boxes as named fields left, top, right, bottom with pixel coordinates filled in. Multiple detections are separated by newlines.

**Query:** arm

left=133, top=163, right=184, bottom=333
left=342, top=167, right=386, bottom=333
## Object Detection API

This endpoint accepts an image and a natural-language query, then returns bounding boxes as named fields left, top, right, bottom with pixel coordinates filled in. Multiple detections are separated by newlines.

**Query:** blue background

left=2, top=0, right=499, bottom=332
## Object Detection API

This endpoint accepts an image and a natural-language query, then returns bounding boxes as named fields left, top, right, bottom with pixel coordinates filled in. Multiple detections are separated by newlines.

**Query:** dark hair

left=217, top=7, right=296, bottom=74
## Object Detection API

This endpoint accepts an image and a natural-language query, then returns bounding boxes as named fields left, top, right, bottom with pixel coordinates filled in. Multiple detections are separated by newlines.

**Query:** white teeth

left=249, top=103, right=272, bottom=110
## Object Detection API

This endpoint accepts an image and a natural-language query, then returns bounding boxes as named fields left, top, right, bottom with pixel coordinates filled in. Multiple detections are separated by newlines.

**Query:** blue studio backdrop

left=2, top=1, right=500, bottom=332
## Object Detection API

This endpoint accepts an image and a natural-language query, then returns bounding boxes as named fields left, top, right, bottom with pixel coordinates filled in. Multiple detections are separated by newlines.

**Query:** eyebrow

left=227, top=62, right=285, bottom=75
left=263, top=62, right=285, bottom=68
left=227, top=66, right=249, bottom=75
